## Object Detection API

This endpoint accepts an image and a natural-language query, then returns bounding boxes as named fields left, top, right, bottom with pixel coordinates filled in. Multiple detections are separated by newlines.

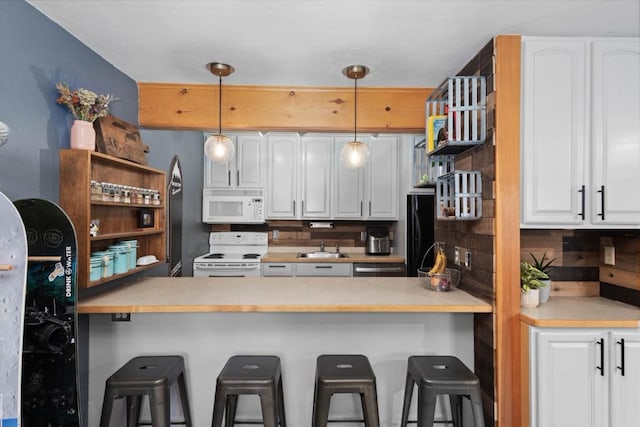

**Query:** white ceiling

left=27, top=0, right=640, bottom=88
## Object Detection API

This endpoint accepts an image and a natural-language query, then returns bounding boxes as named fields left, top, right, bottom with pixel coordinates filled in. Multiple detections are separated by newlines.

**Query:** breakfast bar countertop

left=78, top=277, right=492, bottom=314
left=520, top=297, right=640, bottom=328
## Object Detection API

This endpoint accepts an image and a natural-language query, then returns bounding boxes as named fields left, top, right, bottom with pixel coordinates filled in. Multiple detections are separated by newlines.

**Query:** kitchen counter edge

left=520, top=296, right=640, bottom=328
left=261, top=252, right=405, bottom=263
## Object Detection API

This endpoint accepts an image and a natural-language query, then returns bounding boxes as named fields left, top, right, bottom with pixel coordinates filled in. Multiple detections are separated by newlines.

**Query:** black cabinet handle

left=597, top=185, right=605, bottom=220
left=315, top=265, right=333, bottom=269
left=293, top=200, right=296, bottom=216
left=360, top=201, right=363, bottom=217
left=267, top=265, right=286, bottom=269
left=369, top=201, right=372, bottom=216
left=302, top=200, right=305, bottom=216
left=617, top=338, right=625, bottom=376
left=597, top=338, right=605, bottom=376
left=227, top=170, right=231, bottom=187
left=578, top=185, right=585, bottom=220
left=236, top=170, right=240, bottom=186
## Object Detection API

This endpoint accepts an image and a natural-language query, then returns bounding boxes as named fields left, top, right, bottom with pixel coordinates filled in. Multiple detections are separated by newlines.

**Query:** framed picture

left=138, top=209, right=154, bottom=228
left=427, top=115, right=448, bottom=152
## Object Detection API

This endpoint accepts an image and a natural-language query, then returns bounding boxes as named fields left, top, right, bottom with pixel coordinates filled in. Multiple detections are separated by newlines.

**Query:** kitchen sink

left=297, top=252, right=349, bottom=259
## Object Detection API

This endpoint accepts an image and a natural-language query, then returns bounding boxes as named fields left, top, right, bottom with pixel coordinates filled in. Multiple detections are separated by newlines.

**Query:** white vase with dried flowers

left=56, top=82, right=115, bottom=150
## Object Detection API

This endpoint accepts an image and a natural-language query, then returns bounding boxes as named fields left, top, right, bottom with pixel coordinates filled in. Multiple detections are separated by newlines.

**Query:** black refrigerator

left=406, top=192, right=436, bottom=276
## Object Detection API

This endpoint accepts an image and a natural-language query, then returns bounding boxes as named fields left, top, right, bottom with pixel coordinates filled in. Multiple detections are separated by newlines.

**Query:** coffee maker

left=365, top=226, right=391, bottom=255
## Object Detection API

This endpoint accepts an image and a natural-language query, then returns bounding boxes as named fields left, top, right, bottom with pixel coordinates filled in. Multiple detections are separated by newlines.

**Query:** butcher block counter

left=77, top=276, right=491, bottom=313
left=521, top=297, right=640, bottom=328
left=260, top=252, right=405, bottom=263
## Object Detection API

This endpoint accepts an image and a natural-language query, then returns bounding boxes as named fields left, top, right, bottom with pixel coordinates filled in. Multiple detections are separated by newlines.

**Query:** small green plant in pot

left=530, top=252, right=555, bottom=304
left=520, top=261, right=548, bottom=308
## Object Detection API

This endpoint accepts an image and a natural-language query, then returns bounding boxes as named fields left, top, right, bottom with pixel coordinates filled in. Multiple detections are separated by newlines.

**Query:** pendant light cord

left=218, top=74, right=223, bottom=135
left=354, top=77, right=358, bottom=142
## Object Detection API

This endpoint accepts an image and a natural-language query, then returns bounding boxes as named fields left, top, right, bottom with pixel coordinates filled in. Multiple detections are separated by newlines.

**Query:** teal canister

left=107, top=244, right=129, bottom=274
left=91, top=251, right=114, bottom=278
left=89, top=255, right=103, bottom=281
left=119, top=239, right=138, bottom=270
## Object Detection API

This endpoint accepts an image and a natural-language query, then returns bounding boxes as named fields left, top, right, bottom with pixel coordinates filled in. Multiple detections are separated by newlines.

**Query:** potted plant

left=520, top=261, right=548, bottom=308
left=530, top=252, right=555, bottom=304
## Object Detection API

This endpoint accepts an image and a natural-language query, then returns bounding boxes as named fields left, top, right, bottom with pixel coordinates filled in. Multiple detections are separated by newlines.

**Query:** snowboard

left=14, top=199, right=81, bottom=427
left=0, top=191, right=28, bottom=427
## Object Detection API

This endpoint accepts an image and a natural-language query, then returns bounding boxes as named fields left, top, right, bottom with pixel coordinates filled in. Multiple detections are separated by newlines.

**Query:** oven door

left=193, top=262, right=262, bottom=277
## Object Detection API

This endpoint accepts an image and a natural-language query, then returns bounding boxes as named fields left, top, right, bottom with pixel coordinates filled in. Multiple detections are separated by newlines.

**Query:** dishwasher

left=352, top=263, right=406, bottom=277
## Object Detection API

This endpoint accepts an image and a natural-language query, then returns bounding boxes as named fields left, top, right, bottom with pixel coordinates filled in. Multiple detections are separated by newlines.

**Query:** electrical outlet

left=454, top=247, right=461, bottom=265
left=272, top=230, right=279, bottom=240
left=604, top=246, right=615, bottom=265
left=464, top=250, right=472, bottom=270
left=111, top=313, right=131, bottom=322
left=361, top=231, right=367, bottom=241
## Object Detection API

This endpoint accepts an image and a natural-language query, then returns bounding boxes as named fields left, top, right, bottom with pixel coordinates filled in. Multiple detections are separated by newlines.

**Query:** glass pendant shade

left=340, top=140, right=369, bottom=169
left=204, top=134, right=235, bottom=163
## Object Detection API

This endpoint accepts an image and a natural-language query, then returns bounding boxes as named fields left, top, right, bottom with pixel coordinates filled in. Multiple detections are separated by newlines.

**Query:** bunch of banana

left=428, top=248, right=447, bottom=275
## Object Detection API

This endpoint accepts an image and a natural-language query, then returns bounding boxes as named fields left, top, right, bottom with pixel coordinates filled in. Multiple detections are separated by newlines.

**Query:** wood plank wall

left=522, top=229, right=640, bottom=307
left=435, top=38, right=497, bottom=426
left=214, top=220, right=395, bottom=249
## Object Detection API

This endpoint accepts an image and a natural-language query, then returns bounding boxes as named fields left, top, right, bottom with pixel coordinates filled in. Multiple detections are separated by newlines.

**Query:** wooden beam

left=494, top=34, right=522, bottom=427
left=138, top=83, right=432, bottom=132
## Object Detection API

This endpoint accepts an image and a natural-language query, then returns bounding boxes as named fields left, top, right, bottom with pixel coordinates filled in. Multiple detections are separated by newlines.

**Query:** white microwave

left=202, top=188, right=265, bottom=224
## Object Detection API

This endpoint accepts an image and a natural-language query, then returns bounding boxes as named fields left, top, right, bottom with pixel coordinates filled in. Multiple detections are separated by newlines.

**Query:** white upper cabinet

left=333, top=135, right=399, bottom=220
left=300, top=136, right=332, bottom=218
left=204, top=133, right=265, bottom=188
left=333, top=136, right=365, bottom=218
left=521, top=37, right=640, bottom=228
left=266, top=134, right=298, bottom=218
left=590, top=40, right=640, bottom=225
left=366, top=136, right=399, bottom=219
left=265, top=133, right=399, bottom=220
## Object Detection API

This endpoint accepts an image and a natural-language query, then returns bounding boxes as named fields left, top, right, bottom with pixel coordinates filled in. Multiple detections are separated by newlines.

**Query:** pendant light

left=204, top=62, right=235, bottom=163
left=340, top=65, right=370, bottom=169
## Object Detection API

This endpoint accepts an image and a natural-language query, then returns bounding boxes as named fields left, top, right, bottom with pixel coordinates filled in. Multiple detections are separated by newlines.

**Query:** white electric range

left=192, top=232, right=268, bottom=277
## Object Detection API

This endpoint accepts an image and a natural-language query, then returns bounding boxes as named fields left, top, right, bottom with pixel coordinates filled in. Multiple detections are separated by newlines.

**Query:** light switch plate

left=464, top=250, right=472, bottom=270
left=604, top=246, right=615, bottom=265
left=454, top=247, right=461, bottom=265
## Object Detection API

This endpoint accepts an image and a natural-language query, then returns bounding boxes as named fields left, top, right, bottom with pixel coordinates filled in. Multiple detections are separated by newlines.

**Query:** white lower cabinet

left=261, top=263, right=294, bottom=277
left=261, top=262, right=352, bottom=277
left=294, top=263, right=352, bottom=277
left=529, top=327, right=640, bottom=427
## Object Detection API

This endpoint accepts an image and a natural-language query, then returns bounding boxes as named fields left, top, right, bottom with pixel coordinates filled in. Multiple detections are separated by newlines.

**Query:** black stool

left=400, top=355, right=485, bottom=427
left=211, top=355, right=286, bottom=427
left=100, top=355, right=192, bottom=427
left=312, top=354, right=380, bottom=427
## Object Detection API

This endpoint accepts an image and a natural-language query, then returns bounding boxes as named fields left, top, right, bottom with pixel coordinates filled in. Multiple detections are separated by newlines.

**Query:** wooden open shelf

left=59, top=149, right=166, bottom=290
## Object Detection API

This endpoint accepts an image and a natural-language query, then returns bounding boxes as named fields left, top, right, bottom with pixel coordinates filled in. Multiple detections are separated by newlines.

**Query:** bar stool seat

left=211, top=355, right=286, bottom=427
left=100, top=355, right=192, bottom=427
left=312, top=354, right=380, bottom=427
left=400, top=355, right=484, bottom=427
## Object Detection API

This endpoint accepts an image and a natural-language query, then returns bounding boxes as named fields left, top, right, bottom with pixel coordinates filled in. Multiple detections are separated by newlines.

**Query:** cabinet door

left=300, top=136, right=332, bottom=218
left=367, top=136, right=398, bottom=219
left=333, top=137, right=365, bottom=218
left=295, top=263, right=352, bottom=277
left=609, top=331, right=640, bottom=427
left=203, top=134, right=232, bottom=188
left=521, top=38, right=588, bottom=226
left=532, top=329, right=607, bottom=427
left=266, top=135, right=298, bottom=218
left=236, top=134, right=264, bottom=188
left=591, top=40, right=640, bottom=225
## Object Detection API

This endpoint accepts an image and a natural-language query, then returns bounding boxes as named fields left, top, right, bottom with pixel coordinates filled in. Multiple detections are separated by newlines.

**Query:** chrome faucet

left=320, top=241, right=325, bottom=252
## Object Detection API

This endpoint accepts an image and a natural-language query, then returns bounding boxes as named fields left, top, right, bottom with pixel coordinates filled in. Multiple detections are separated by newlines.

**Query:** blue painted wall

left=0, top=1, right=209, bottom=275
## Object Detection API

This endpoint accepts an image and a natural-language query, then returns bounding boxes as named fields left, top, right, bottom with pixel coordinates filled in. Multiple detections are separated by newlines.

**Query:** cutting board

left=94, top=115, right=149, bottom=165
